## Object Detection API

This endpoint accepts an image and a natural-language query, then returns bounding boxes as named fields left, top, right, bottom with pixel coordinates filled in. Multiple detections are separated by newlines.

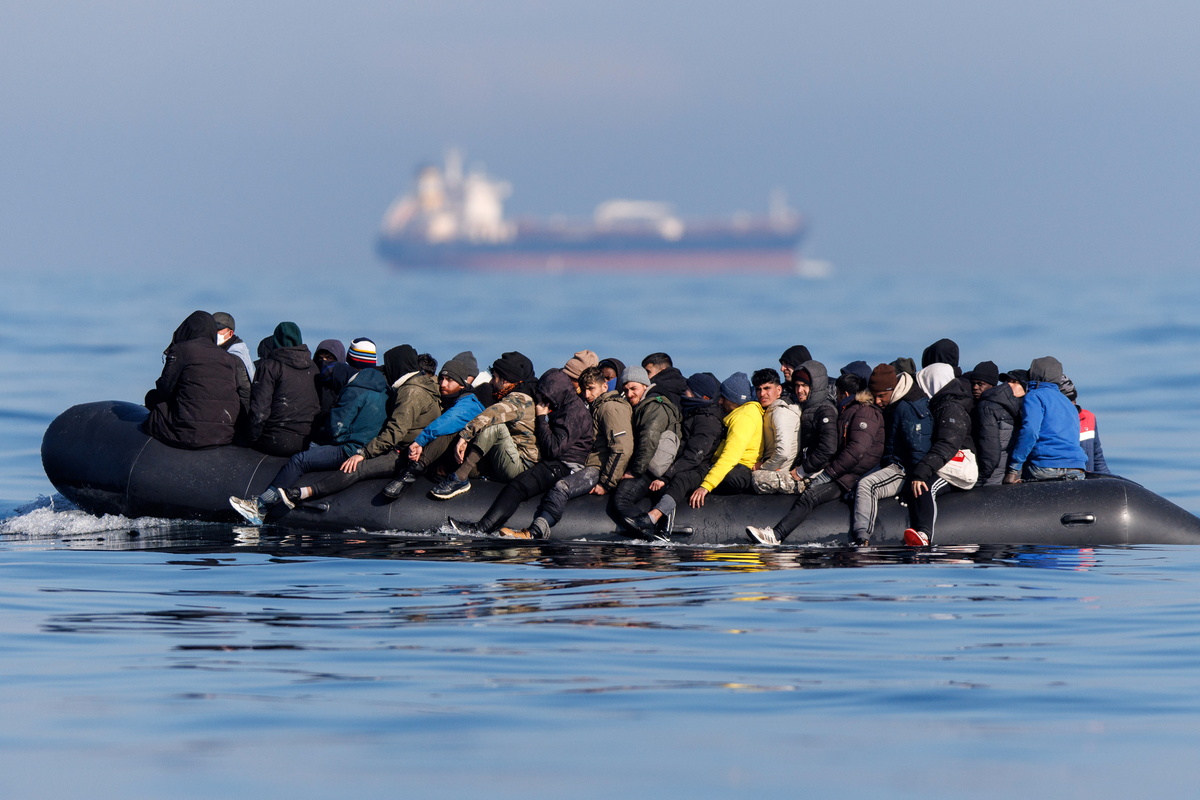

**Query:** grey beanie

left=619, top=364, right=651, bottom=388
left=440, top=350, right=479, bottom=386
left=720, top=371, right=753, bottom=404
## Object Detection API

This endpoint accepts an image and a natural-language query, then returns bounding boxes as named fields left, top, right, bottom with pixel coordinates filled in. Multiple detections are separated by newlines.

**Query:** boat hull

left=42, top=401, right=1200, bottom=547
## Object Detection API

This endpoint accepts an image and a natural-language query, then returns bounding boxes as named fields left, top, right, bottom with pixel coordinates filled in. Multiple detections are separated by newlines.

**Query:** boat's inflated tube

left=42, top=401, right=1200, bottom=546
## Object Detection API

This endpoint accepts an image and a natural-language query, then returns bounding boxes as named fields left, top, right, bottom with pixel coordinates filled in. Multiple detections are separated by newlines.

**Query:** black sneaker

left=278, top=488, right=302, bottom=510
left=382, top=470, right=418, bottom=500
left=447, top=517, right=481, bottom=535
left=429, top=474, right=471, bottom=500
left=622, top=514, right=657, bottom=538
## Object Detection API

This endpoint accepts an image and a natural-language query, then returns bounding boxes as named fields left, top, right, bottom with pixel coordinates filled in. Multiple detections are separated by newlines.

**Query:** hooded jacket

left=585, top=390, right=635, bottom=489
left=793, top=359, right=839, bottom=474
left=1009, top=356, right=1087, bottom=472
left=359, top=347, right=442, bottom=458
left=328, top=367, right=390, bottom=457
left=661, top=397, right=724, bottom=480
left=247, top=343, right=320, bottom=444
left=973, top=382, right=1023, bottom=486
left=921, top=338, right=960, bottom=372
left=648, top=367, right=688, bottom=414
left=908, top=364, right=974, bottom=485
left=824, top=391, right=886, bottom=491
left=145, top=310, right=248, bottom=449
left=886, top=378, right=933, bottom=470
left=534, top=368, right=594, bottom=465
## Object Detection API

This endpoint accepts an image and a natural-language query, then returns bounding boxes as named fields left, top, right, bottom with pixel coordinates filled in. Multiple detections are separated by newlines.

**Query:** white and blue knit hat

left=347, top=337, right=377, bottom=367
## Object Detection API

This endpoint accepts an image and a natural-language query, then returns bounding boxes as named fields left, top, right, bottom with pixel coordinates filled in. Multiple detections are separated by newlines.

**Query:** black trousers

left=478, top=461, right=574, bottom=533
left=773, top=481, right=843, bottom=539
left=308, top=451, right=401, bottom=498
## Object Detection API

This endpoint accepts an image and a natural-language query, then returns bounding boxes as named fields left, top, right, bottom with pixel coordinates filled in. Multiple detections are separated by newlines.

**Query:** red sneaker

left=903, top=528, right=930, bottom=547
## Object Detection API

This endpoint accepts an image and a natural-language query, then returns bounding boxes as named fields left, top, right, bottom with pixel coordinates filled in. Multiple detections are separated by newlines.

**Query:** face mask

left=216, top=331, right=231, bottom=346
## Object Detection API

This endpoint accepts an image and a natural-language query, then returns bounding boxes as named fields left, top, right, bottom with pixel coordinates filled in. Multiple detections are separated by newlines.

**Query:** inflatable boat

left=42, top=401, right=1200, bottom=547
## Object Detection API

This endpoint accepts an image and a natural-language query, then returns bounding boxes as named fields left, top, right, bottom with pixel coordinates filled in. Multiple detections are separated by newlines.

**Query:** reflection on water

left=2, top=508, right=1106, bottom=573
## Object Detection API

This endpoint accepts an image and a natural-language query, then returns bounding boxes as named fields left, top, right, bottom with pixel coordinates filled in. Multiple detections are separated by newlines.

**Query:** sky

left=3, top=1, right=1200, bottom=279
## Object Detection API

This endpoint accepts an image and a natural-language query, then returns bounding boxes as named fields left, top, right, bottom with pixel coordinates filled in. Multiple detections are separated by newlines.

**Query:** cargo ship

left=376, top=150, right=810, bottom=273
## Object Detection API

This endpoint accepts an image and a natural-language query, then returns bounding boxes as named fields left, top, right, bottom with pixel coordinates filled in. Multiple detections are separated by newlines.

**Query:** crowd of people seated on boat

left=145, top=310, right=1110, bottom=546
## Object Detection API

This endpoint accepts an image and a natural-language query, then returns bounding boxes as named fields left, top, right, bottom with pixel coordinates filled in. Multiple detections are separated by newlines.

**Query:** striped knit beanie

left=347, top=337, right=378, bottom=368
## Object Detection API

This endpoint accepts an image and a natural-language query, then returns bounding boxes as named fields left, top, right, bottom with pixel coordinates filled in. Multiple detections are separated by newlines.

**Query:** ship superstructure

left=377, top=150, right=807, bottom=273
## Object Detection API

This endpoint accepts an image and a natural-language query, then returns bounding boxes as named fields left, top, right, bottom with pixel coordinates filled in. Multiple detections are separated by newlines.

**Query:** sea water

left=2, top=263, right=1199, bottom=798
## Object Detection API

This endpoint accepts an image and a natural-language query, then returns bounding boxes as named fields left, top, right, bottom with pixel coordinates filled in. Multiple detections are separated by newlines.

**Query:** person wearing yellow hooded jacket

left=689, top=372, right=764, bottom=508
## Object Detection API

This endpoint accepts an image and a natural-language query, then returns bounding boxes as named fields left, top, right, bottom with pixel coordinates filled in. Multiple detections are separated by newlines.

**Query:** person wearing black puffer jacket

left=453, top=368, right=594, bottom=535
left=246, top=321, right=320, bottom=457
left=747, top=372, right=885, bottom=546
left=904, top=363, right=975, bottom=546
left=145, top=310, right=249, bottom=450
left=850, top=364, right=931, bottom=545
left=792, top=360, right=839, bottom=477
left=973, top=372, right=1025, bottom=486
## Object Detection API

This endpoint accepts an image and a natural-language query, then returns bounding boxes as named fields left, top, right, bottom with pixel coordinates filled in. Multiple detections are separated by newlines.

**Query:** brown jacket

left=585, top=390, right=634, bottom=489
left=361, top=372, right=441, bottom=458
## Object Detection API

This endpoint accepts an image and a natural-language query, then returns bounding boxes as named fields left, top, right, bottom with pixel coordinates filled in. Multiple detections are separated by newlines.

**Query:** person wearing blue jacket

left=230, top=365, right=389, bottom=524
left=382, top=352, right=485, bottom=498
left=1004, top=356, right=1087, bottom=483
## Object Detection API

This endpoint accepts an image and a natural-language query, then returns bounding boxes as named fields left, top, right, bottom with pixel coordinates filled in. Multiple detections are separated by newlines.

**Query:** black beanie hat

left=686, top=372, right=720, bottom=401
left=966, top=360, right=1000, bottom=386
left=492, top=351, right=535, bottom=383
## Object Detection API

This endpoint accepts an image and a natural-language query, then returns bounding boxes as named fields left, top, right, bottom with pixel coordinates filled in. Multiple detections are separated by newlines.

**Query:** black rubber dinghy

left=42, top=401, right=1200, bottom=547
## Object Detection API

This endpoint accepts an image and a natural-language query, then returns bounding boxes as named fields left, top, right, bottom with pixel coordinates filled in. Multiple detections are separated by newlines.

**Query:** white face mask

left=216, top=331, right=231, bottom=346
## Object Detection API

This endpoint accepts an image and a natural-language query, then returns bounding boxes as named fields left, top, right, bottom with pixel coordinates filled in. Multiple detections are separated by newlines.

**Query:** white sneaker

left=229, top=495, right=264, bottom=526
left=746, top=525, right=780, bottom=546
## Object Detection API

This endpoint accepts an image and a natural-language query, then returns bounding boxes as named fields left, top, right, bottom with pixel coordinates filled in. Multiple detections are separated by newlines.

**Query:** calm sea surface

left=2, top=263, right=1199, bottom=797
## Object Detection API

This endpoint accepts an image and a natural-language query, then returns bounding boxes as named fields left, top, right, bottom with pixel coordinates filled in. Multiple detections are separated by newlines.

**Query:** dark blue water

left=2, top=264, right=1198, bottom=797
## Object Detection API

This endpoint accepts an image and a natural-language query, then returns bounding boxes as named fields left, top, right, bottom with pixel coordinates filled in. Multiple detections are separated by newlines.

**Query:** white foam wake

left=0, top=495, right=175, bottom=537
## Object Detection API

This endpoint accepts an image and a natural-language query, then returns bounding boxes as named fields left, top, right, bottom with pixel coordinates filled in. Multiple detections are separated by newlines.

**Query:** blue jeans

left=1026, top=466, right=1086, bottom=482
left=269, top=444, right=348, bottom=490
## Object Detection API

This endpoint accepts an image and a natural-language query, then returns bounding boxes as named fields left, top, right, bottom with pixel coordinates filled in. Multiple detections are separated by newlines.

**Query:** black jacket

left=248, top=345, right=320, bottom=443
left=534, top=369, right=595, bottom=465
left=973, top=382, right=1022, bottom=486
left=909, top=377, right=974, bottom=484
left=649, top=367, right=688, bottom=414
left=793, top=359, right=839, bottom=474
left=312, top=361, right=356, bottom=445
left=145, top=310, right=248, bottom=449
left=824, top=396, right=886, bottom=491
left=662, top=398, right=724, bottom=479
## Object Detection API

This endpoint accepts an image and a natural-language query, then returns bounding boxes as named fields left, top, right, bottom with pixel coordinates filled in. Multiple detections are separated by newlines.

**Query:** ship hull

left=377, top=228, right=807, bottom=273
